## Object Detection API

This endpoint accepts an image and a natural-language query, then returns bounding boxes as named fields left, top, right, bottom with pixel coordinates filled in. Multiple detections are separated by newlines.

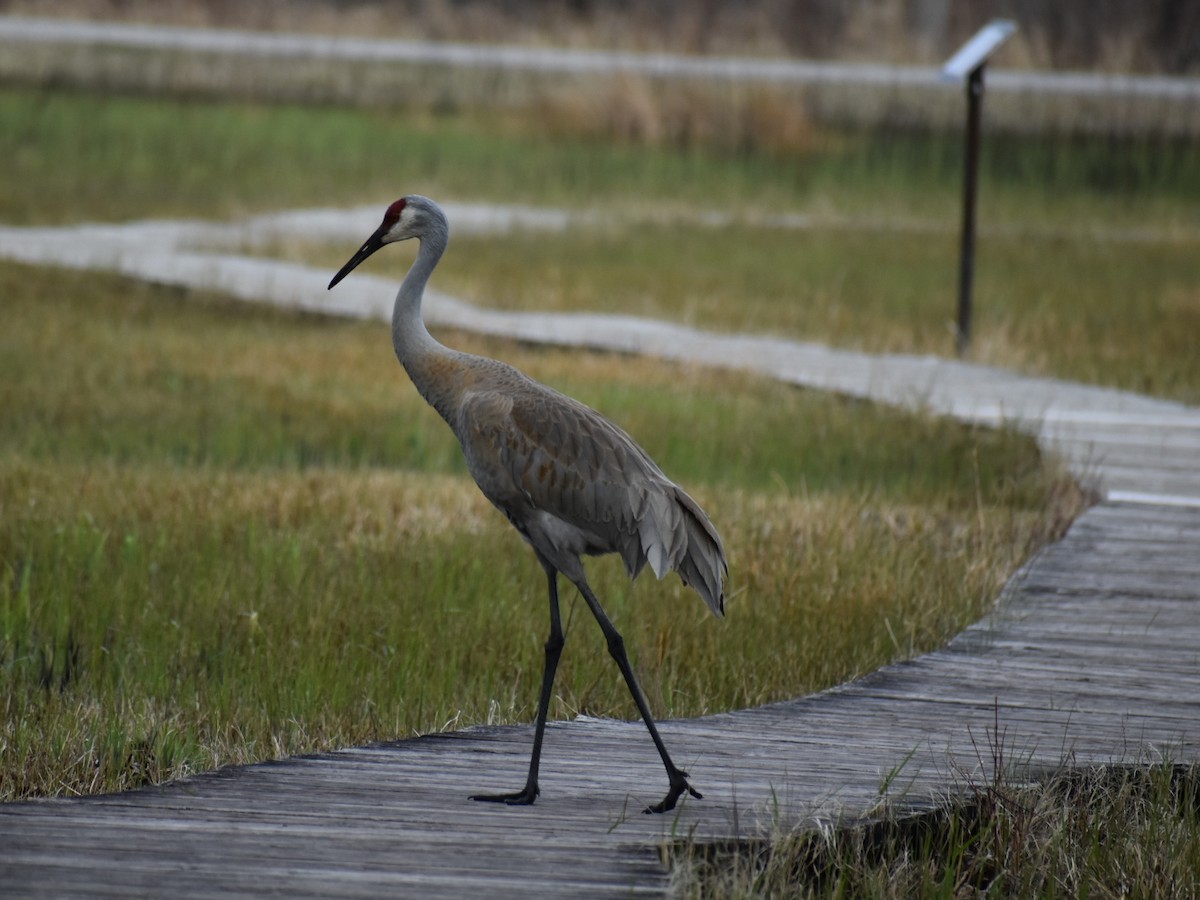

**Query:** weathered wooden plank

left=993, top=620, right=1199, bottom=641
left=1061, top=526, right=1198, bottom=550
left=1019, top=551, right=1200, bottom=578
left=851, top=671, right=1200, bottom=716
left=993, top=597, right=1200, bottom=624
left=1041, top=425, right=1200, bottom=452
left=1050, top=442, right=1200, bottom=473
left=1094, top=467, right=1200, bottom=494
left=1013, top=569, right=1200, bottom=600
left=0, top=854, right=667, bottom=900
left=1063, top=525, right=1200, bottom=549
left=1084, top=501, right=1200, bottom=524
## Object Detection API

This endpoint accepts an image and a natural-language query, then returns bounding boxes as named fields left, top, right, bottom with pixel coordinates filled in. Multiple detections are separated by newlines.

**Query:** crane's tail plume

left=627, top=484, right=726, bottom=617
left=672, top=488, right=727, bottom=617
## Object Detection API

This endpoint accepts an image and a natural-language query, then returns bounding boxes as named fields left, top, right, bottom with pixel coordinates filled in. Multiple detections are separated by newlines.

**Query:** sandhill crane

left=328, top=195, right=727, bottom=814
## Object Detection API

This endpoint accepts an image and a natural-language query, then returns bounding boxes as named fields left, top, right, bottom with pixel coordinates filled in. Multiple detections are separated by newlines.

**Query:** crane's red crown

left=382, top=197, right=407, bottom=229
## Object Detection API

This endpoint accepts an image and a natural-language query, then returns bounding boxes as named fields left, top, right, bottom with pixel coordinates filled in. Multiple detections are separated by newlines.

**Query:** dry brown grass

left=533, top=75, right=816, bottom=155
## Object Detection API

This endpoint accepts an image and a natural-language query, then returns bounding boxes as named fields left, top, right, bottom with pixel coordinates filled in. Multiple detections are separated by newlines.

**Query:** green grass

left=0, top=70, right=1185, bottom=894
left=672, top=764, right=1200, bottom=897
left=426, top=223, right=1200, bottom=401
left=3, top=85, right=1197, bottom=232
left=0, top=62, right=1191, bottom=895
left=0, top=85, right=813, bottom=224
left=5, top=85, right=1197, bottom=402
left=0, top=262, right=1052, bottom=502
left=292, top=215, right=1200, bottom=403
left=0, top=261, right=1079, bottom=799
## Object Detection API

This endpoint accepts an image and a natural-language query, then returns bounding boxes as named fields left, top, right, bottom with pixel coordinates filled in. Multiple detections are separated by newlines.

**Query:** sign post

left=942, top=20, right=1017, bottom=356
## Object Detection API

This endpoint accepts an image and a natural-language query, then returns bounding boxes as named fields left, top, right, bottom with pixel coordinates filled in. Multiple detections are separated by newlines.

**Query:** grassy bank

left=672, top=764, right=1200, bottom=897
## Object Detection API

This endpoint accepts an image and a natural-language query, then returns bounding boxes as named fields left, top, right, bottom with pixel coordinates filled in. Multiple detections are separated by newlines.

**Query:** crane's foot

left=469, top=783, right=539, bottom=806
left=644, top=767, right=702, bottom=815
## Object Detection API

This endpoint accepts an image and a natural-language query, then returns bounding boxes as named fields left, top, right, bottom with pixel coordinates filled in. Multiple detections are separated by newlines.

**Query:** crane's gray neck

left=391, top=219, right=449, bottom=366
left=391, top=214, right=465, bottom=424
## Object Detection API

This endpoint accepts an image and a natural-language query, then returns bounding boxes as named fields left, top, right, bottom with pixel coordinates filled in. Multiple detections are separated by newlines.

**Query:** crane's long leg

left=469, top=562, right=564, bottom=806
left=571, top=575, right=702, bottom=815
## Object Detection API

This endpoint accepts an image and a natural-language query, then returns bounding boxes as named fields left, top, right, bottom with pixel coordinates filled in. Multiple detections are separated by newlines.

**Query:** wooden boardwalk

left=2, top=207, right=1199, bottom=896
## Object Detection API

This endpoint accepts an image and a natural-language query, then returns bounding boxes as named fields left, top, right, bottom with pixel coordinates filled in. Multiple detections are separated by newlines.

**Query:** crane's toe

left=470, top=784, right=540, bottom=806
left=644, top=768, right=702, bottom=814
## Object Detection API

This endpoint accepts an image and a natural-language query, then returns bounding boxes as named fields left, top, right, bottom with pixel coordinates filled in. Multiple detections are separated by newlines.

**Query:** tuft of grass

left=670, top=764, right=1200, bottom=898
left=0, top=262, right=1081, bottom=799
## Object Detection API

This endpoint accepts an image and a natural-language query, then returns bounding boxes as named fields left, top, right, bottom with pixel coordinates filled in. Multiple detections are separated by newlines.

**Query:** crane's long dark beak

left=328, top=227, right=386, bottom=289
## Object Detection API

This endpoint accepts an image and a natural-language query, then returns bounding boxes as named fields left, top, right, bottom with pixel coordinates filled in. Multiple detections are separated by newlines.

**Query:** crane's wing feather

left=457, top=372, right=726, bottom=616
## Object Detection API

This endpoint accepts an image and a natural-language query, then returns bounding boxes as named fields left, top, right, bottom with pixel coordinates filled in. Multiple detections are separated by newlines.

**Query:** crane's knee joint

left=544, top=634, right=564, bottom=657
left=604, top=632, right=626, bottom=658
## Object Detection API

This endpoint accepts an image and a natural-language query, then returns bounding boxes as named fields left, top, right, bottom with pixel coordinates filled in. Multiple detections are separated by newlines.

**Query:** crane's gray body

left=428, top=349, right=724, bottom=614
left=329, top=194, right=726, bottom=812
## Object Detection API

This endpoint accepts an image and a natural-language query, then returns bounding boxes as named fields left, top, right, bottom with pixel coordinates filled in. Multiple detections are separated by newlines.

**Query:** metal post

left=956, top=64, right=984, bottom=357
left=942, top=19, right=1015, bottom=358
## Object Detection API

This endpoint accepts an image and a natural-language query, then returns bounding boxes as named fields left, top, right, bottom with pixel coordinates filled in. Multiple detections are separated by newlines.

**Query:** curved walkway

left=1, top=206, right=1198, bottom=897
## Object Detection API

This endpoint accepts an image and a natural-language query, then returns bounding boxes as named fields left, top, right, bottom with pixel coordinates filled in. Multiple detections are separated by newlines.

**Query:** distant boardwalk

left=3, top=16, right=1200, bottom=135
left=2, top=206, right=1199, bottom=896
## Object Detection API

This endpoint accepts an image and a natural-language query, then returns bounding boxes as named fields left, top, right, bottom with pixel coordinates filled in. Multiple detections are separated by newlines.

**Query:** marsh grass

left=287, top=217, right=1200, bottom=405
left=5, top=85, right=1197, bottom=401
left=0, top=35, right=1190, bottom=889
left=0, top=82, right=1162, bottom=804
left=0, top=262, right=1081, bottom=799
left=0, top=85, right=822, bottom=225
left=671, top=764, right=1200, bottom=898
left=440, top=224, right=1200, bottom=403
left=0, top=262, right=1060, bottom=504
left=3, top=86, right=1196, bottom=231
